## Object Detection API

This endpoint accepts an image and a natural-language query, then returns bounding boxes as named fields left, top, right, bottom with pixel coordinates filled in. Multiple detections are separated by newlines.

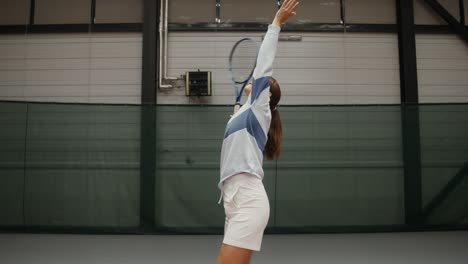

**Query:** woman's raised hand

left=273, top=0, right=299, bottom=27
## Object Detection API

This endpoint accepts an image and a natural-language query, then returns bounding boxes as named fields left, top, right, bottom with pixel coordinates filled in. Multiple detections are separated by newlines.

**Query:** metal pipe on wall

left=159, top=0, right=177, bottom=89
left=164, top=0, right=177, bottom=81
left=158, top=0, right=165, bottom=88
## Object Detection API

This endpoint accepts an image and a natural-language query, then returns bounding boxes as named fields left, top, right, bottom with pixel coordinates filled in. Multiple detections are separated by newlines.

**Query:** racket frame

left=228, top=37, right=258, bottom=107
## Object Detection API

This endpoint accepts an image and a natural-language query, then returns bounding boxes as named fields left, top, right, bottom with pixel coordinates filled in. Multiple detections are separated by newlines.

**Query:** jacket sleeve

left=248, top=24, right=281, bottom=138
left=253, top=24, right=281, bottom=81
left=249, top=24, right=281, bottom=107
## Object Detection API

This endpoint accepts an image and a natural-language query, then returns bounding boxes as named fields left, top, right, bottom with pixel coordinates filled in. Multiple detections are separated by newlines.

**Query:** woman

left=216, top=1, right=299, bottom=263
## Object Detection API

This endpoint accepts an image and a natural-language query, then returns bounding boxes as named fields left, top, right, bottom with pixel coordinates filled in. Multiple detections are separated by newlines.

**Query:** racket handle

left=233, top=104, right=241, bottom=114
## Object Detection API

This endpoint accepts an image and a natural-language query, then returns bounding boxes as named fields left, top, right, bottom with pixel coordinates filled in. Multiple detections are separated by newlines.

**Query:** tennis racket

left=228, top=38, right=259, bottom=113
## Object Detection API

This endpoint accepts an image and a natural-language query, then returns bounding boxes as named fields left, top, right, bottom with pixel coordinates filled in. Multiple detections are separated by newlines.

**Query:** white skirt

left=220, top=173, right=270, bottom=251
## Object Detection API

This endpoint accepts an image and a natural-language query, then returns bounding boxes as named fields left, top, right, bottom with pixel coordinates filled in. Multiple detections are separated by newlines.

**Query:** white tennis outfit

left=218, top=24, right=281, bottom=251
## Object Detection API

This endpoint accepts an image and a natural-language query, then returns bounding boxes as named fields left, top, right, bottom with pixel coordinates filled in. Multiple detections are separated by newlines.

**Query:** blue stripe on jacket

left=223, top=109, right=267, bottom=151
left=250, top=76, right=270, bottom=105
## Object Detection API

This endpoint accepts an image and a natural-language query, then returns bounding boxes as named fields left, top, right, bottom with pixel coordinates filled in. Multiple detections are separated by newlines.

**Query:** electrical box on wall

left=185, top=71, right=212, bottom=96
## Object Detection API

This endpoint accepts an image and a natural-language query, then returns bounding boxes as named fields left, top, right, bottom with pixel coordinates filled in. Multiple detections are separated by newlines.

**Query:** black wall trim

left=29, top=0, right=35, bottom=25
left=0, top=0, right=142, bottom=34
left=142, top=8, right=157, bottom=103
left=139, top=0, right=159, bottom=231
left=401, top=106, right=424, bottom=226
left=28, top=24, right=90, bottom=33
left=424, top=0, right=468, bottom=43
left=460, top=0, right=466, bottom=25
left=0, top=24, right=143, bottom=34
left=91, top=23, right=143, bottom=32
left=397, top=1, right=419, bottom=103
left=396, top=0, right=423, bottom=226
left=3, top=23, right=468, bottom=35
left=216, top=0, right=221, bottom=23
left=345, top=24, right=397, bottom=32
left=169, top=22, right=269, bottom=32
left=168, top=23, right=397, bottom=32
left=0, top=25, right=29, bottom=34
left=168, top=23, right=466, bottom=33
left=340, top=0, right=345, bottom=25
left=91, top=0, right=96, bottom=24
left=415, top=24, right=459, bottom=33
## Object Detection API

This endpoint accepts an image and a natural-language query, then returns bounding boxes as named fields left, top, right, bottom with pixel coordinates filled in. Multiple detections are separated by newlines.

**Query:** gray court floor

left=0, top=231, right=467, bottom=264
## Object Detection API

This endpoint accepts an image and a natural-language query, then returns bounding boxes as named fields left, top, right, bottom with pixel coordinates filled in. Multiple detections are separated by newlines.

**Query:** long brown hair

left=265, top=77, right=282, bottom=160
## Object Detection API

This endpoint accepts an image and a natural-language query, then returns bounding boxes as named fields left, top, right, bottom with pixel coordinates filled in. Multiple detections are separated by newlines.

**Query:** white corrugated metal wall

left=0, top=0, right=466, bottom=105
left=0, top=33, right=142, bottom=104
left=416, top=34, right=468, bottom=103
left=161, top=32, right=400, bottom=105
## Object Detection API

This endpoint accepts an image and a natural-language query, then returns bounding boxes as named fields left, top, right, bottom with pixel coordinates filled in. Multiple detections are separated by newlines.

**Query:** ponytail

left=265, top=108, right=282, bottom=160
left=265, top=77, right=282, bottom=160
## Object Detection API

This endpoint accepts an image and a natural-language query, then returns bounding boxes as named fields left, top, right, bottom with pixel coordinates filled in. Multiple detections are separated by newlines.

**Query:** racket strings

left=230, top=40, right=257, bottom=83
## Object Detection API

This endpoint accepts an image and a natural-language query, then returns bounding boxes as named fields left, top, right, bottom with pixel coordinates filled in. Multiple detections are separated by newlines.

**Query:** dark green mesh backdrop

left=0, top=103, right=27, bottom=226
left=0, top=103, right=140, bottom=228
left=419, top=105, right=468, bottom=224
left=156, top=105, right=404, bottom=230
left=1, top=102, right=467, bottom=232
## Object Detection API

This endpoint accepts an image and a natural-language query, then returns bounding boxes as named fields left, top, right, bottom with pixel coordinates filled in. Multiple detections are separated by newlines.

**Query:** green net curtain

left=1, top=102, right=467, bottom=232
